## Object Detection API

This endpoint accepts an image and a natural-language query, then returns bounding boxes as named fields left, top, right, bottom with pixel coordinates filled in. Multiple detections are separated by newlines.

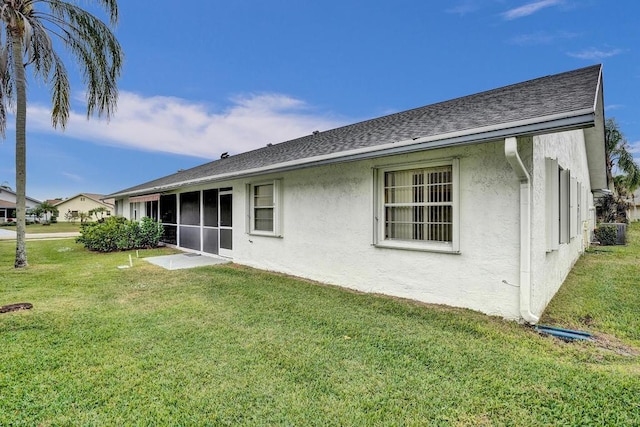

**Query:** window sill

left=248, top=231, right=283, bottom=238
left=374, top=240, right=460, bottom=254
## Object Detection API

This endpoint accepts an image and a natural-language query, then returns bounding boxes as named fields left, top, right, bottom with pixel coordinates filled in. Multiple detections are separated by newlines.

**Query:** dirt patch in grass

left=592, top=333, right=640, bottom=357
left=0, top=302, right=33, bottom=314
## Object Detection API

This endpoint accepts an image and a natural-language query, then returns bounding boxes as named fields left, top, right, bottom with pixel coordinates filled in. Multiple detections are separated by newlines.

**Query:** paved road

left=0, top=229, right=80, bottom=240
left=0, top=229, right=16, bottom=239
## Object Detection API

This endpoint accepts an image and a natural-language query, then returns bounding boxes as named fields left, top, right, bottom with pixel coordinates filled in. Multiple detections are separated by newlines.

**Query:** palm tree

left=605, top=118, right=640, bottom=194
left=0, top=1, right=123, bottom=267
left=30, top=200, right=59, bottom=224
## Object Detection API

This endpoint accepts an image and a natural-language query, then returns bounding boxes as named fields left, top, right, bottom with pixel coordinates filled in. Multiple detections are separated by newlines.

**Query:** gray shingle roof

left=111, top=65, right=603, bottom=197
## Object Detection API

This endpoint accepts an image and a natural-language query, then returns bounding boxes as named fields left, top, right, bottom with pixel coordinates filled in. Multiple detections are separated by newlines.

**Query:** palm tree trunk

left=11, top=32, right=28, bottom=268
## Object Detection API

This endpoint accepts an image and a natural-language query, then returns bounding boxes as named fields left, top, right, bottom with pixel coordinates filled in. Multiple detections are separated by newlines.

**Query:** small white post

left=129, top=254, right=133, bottom=267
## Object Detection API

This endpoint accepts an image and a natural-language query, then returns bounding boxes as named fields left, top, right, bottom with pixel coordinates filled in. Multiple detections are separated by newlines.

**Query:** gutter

left=504, top=137, right=540, bottom=324
left=112, top=109, right=595, bottom=198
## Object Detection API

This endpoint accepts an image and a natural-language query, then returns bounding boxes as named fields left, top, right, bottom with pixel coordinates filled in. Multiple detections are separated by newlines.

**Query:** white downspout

left=504, top=137, right=540, bottom=324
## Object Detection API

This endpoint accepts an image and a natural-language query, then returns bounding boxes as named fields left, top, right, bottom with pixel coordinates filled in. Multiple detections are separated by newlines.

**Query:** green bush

left=138, top=217, right=165, bottom=248
left=77, top=216, right=164, bottom=252
left=594, top=225, right=617, bottom=246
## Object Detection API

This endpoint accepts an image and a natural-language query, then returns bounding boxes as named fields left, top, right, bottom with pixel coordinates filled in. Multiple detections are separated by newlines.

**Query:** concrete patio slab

left=143, top=253, right=231, bottom=270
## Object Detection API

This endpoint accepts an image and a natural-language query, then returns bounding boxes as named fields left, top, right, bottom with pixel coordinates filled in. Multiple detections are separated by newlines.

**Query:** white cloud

left=61, top=172, right=84, bottom=182
left=446, top=1, right=482, bottom=15
left=605, top=104, right=624, bottom=112
left=25, top=92, right=348, bottom=160
left=629, top=141, right=640, bottom=155
left=567, top=48, right=623, bottom=60
left=509, top=30, right=579, bottom=46
left=502, top=0, right=562, bottom=20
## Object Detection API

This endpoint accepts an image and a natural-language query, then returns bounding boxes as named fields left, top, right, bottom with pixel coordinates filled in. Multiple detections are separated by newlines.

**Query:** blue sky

left=0, top=0, right=638, bottom=201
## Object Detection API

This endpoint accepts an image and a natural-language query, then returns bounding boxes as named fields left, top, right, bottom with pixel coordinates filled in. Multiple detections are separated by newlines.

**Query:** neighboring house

left=0, top=185, right=41, bottom=223
left=54, top=193, right=114, bottom=222
left=44, top=198, right=63, bottom=206
left=110, top=65, right=607, bottom=323
left=627, top=189, right=640, bottom=222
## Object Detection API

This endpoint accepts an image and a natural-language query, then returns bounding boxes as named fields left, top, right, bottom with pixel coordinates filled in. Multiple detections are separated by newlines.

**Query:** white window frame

left=247, top=179, right=282, bottom=237
left=374, top=158, right=460, bottom=253
left=130, top=202, right=141, bottom=221
left=545, top=158, right=560, bottom=252
left=576, top=180, right=582, bottom=238
left=559, top=168, right=571, bottom=244
left=570, top=176, right=578, bottom=239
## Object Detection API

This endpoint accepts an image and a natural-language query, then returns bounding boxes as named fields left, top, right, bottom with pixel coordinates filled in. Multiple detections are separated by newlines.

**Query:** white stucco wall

left=0, top=189, right=40, bottom=208
left=118, top=132, right=597, bottom=321
left=56, top=196, right=114, bottom=221
left=530, top=129, right=594, bottom=315
left=230, top=140, right=524, bottom=319
left=627, top=189, right=640, bottom=222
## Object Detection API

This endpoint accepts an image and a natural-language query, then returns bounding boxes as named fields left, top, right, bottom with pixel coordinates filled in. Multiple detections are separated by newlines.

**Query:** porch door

left=202, top=189, right=219, bottom=255
left=218, top=189, right=233, bottom=258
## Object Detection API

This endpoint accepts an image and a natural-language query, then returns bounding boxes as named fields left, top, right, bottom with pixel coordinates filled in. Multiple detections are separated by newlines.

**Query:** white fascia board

left=584, top=70, right=607, bottom=191
left=115, top=109, right=596, bottom=198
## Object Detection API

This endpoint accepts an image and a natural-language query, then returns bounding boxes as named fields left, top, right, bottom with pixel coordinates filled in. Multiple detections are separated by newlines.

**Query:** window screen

left=180, top=191, right=200, bottom=226
left=384, top=165, right=453, bottom=243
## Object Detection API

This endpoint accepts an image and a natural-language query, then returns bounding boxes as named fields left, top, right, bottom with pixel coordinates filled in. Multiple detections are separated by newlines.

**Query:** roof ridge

left=109, top=65, right=604, bottom=198
left=263, top=64, right=603, bottom=148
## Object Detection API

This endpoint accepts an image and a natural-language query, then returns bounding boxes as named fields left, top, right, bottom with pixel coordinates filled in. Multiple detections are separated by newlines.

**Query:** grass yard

left=1, top=227, right=639, bottom=425
left=541, top=224, right=640, bottom=346
left=25, top=222, right=81, bottom=233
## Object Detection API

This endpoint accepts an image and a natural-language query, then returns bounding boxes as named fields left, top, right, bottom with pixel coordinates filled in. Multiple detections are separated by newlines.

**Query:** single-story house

left=54, top=193, right=114, bottom=222
left=110, top=65, right=607, bottom=323
left=626, top=189, right=640, bottom=222
left=0, top=185, right=41, bottom=223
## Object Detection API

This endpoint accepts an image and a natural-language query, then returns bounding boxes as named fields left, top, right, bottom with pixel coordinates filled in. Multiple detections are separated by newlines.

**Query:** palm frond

left=0, top=42, right=10, bottom=137
left=0, top=0, right=123, bottom=129
left=50, top=48, right=70, bottom=127
left=42, top=0, right=123, bottom=121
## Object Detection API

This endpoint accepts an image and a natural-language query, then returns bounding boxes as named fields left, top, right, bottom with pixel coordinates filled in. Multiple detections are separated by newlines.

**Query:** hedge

left=77, top=216, right=164, bottom=252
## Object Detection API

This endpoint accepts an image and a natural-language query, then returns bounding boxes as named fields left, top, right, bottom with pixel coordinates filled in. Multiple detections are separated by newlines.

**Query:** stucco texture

left=233, top=141, right=524, bottom=319
left=530, top=129, right=593, bottom=316
left=118, top=132, right=594, bottom=321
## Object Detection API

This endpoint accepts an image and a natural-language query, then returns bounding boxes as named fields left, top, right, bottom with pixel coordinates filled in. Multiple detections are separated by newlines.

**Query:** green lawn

left=541, top=223, right=640, bottom=346
left=1, top=227, right=639, bottom=425
left=25, top=222, right=81, bottom=233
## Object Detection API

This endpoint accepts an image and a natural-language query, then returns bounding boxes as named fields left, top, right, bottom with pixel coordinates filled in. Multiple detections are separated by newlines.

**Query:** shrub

left=77, top=216, right=164, bottom=252
left=137, top=217, right=164, bottom=248
left=594, top=225, right=618, bottom=246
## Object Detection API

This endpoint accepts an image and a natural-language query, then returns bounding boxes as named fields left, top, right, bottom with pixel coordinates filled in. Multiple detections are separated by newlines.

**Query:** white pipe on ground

left=504, top=137, right=540, bottom=324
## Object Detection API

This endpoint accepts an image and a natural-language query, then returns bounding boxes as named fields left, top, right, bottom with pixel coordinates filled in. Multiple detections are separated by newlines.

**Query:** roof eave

left=583, top=67, right=608, bottom=191
left=111, top=110, right=598, bottom=199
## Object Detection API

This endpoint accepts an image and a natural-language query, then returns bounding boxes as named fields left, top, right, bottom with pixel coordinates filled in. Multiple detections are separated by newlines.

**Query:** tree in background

left=598, top=118, right=640, bottom=223
left=0, top=1, right=123, bottom=267
left=89, top=206, right=109, bottom=222
left=605, top=118, right=640, bottom=195
left=27, top=201, right=59, bottom=224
